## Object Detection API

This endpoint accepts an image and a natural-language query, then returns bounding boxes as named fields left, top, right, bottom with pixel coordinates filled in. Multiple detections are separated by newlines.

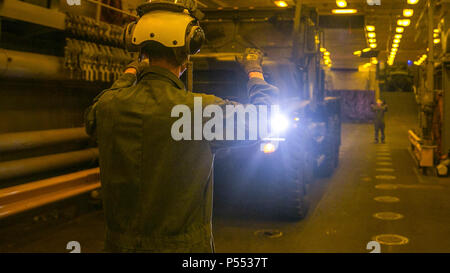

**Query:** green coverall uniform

left=85, top=65, right=278, bottom=252
left=371, top=103, right=388, bottom=143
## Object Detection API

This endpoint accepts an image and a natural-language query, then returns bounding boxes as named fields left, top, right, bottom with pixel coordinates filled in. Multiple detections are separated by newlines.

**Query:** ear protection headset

left=123, top=0, right=205, bottom=60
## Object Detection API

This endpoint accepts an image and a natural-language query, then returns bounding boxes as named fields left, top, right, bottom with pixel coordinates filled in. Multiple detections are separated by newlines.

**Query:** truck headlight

left=262, top=142, right=276, bottom=154
left=271, top=114, right=289, bottom=132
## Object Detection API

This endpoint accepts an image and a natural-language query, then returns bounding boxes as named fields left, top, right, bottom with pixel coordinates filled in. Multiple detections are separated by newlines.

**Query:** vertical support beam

left=427, top=0, right=434, bottom=92
left=95, top=0, right=101, bottom=22
left=442, top=63, right=450, bottom=156
left=292, top=0, right=302, bottom=62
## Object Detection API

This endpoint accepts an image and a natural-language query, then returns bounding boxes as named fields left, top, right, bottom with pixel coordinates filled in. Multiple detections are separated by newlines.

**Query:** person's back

left=85, top=0, right=278, bottom=252
left=94, top=66, right=217, bottom=252
left=371, top=99, right=388, bottom=143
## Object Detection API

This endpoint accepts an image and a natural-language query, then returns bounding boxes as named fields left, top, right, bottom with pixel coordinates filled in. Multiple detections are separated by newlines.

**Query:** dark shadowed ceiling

left=194, top=0, right=435, bottom=68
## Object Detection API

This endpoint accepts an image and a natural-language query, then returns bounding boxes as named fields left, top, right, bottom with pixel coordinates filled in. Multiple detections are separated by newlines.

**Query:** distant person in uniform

left=371, top=99, right=388, bottom=143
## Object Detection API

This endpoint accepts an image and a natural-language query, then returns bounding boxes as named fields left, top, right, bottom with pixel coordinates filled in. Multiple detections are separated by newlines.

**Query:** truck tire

left=276, top=131, right=310, bottom=220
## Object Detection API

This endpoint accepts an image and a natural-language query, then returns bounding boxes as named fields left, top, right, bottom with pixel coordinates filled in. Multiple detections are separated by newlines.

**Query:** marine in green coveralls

left=371, top=99, right=388, bottom=143
left=85, top=0, right=279, bottom=252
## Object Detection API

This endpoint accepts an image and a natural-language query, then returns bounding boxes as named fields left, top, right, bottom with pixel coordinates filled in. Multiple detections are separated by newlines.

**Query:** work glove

left=236, top=48, right=264, bottom=74
left=124, top=58, right=149, bottom=76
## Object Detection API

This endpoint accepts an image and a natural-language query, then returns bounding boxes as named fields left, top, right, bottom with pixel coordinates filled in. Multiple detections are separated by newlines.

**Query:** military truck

left=189, top=5, right=341, bottom=220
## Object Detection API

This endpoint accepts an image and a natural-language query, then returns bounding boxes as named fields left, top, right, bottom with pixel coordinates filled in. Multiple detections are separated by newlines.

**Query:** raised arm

left=84, top=60, right=147, bottom=137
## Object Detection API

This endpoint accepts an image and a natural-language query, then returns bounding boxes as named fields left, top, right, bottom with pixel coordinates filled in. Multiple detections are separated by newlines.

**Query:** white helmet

left=123, top=0, right=205, bottom=61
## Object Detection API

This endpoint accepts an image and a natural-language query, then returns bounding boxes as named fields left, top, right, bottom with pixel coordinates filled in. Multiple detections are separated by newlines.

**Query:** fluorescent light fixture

left=353, top=50, right=362, bottom=56
left=274, top=1, right=288, bottom=7
left=396, top=27, right=404, bottom=33
left=371, top=58, right=378, bottom=65
left=393, top=39, right=400, bottom=44
left=363, top=48, right=371, bottom=52
left=369, top=39, right=377, bottom=43
left=395, top=34, right=403, bottom=39
left=370, top=43, right=377, bottom=48
left=336, top=0, right=347, bottom=8
left=392, top=48, right=398, bottom=52
left=320, top=47, right=327, bottom=52
left=392, top=43, right=399, bottom=48
left=332, top=9, right=357, bottom=14
left=403, top=9, right=414, bottom=17
left=401, top=19, right=411, bottom=26
left=366, top=25, right=375, bottom=32
left=367, top=32, right=376, bottom=38
left=434, top=28, right=440, bottom=33
left=407, top=0, right=419, bottom=4
left=434, top=38, right=441, bottom=44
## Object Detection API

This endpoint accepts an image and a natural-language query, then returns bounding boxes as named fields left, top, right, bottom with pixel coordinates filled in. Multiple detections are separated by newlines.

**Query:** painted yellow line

left=375, top=175, right=397, bottom=180
left=375, top=183, right=444, bottom=190
left=373, top=234, right=409, bottom=246
left=373, top=212, right=404, bottom=220
left=376, top=168, right=395, bottom=172
left=374, top=196, right=400, bottom=203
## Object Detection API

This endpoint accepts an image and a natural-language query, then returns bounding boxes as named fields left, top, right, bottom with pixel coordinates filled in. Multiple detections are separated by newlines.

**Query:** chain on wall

left=64, top=13, right=135, bottom=82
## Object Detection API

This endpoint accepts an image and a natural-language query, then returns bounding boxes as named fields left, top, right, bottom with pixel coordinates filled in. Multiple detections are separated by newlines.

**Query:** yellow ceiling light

left=400, top=19, right=411, bottom=26
left=407, top=0, right=419, bottom=4
left=434, top=28, right=440, bottom=33
left=392, top=47, right=398, bottom=52
left=370, top=43, right=377, bottom=48
left=353, top=50, right=362, bottom=56
left=434, top=38, right=441, bottom=44
left=366, top=25, right=375, bottom=32
left=367, top=32, right=376, bottom=38
left=434, top=33, right=440, bottom=38
left=392, top=43, right=399, bottom=48
left=274, top=1, right=288, bottom=8
left=332, top=9, right=357, bottom=14
left=363, top=48, right=371, bottom=52
left=393, top=39, right=400, bottom=44
left=336, top=0, right=347, bottom=8
left=397, top=19, right=411, bottom=27
left=324, top=51, right=331, bottom=56
left=369, top=39, right=377, bottom=43
left=396, top=27, right=405, bottom=33
left=320, top=47, right=327, bottom=52
left=403, top=9, right=414, bottom=17
left=371, top=58, right=378, bottom=65
left=395, top=34, right=403, bottom=39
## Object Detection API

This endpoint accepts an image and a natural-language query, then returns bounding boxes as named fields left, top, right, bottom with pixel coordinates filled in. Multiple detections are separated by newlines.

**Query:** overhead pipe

left=0, top=127, right=89, bottom=153
left=0, top=148, right=98, bottom=181
left=0, top=48, right=66, bottom=80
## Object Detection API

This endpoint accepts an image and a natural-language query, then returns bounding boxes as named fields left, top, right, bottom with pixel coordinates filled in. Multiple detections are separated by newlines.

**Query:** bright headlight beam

left=271, top=114, right=289, bottom=132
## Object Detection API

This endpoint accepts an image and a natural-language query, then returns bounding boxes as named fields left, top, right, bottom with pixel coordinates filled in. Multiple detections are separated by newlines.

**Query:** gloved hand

left=124, top=58, right=149, bottom=76
left=236, top=48, right=264, bottom=74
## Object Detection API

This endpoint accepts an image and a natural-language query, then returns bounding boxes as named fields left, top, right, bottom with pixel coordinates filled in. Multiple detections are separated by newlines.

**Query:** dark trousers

left=374, top=122, right=385, bottom=142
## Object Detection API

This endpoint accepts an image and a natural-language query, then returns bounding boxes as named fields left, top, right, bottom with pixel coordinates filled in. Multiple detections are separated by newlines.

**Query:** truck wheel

left=277, top=132, right=310, bottom=220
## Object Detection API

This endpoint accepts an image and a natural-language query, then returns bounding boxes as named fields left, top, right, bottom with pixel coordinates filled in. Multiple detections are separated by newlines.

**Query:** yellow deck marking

left=375, top=175, right=397, bottom=180
left=375, top=183, right=444, bottom=190
left=376, top=168, right=395, bottom=172
left=373, top=234, right=409, bottom=246
left=376, top=162, right=393, bottom=166
left=373, top=212, right=404, bottom=220
left=374, top=196, right=400, bottom=203
left=376, top=157, right=392, bottom=161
